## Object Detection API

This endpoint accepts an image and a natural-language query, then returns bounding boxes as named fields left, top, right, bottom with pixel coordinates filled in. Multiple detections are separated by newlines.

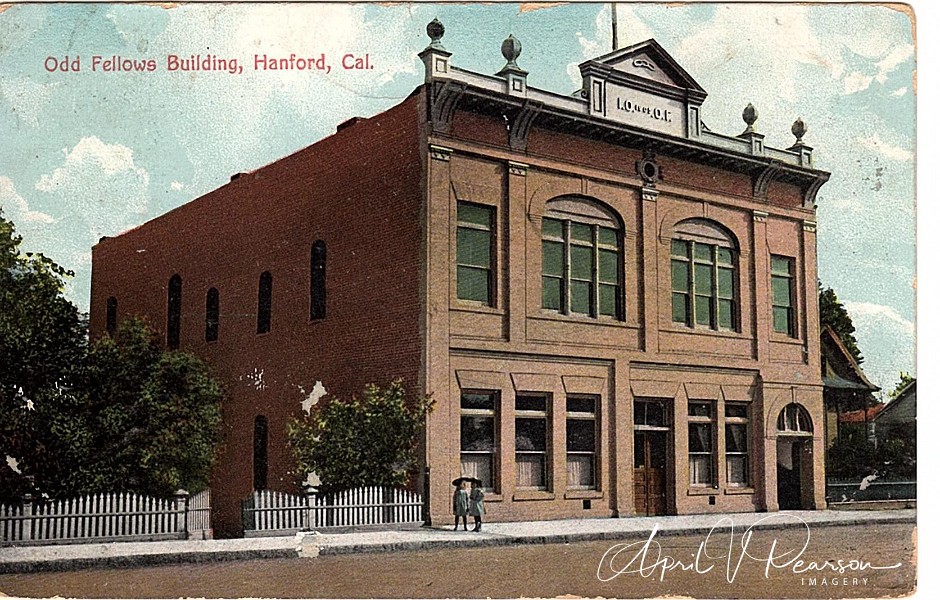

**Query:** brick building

left=90, top=22, right=830, bottom=536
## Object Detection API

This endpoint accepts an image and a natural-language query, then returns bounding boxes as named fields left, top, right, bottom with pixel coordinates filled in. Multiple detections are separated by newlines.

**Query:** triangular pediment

left=580, top=39, right=706, bottom=97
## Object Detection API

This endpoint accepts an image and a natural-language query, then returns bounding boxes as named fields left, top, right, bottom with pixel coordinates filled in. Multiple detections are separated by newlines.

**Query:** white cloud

left=170, top=181, right=185, bottom=191
left=0, top=177, right=54, bottom=224
left=843, top=72, right=874, bottom=94
left=856, top=133, right=914, bottom=162
left=843, top=301, right=915, bottom=391
left=0, top=78, right=57, bottom=128
left=844, top=301, right=914, bottom=336
left=890, top=87, right=909, bottom=97
left=875, top=43, right=914, bottom=84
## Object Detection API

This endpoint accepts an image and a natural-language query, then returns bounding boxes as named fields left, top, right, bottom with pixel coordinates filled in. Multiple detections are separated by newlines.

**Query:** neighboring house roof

left=838, top=404, right=886, bottom=424
left=820, top=325, right=880, bottom=392
left=875, top=379, right=916, bottom=426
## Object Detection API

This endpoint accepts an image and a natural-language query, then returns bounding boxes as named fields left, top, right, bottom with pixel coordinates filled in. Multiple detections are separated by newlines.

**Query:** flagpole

left=611, top=3, right=618, bottom=51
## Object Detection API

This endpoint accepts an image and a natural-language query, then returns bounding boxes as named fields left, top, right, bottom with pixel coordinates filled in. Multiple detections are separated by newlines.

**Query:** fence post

left=21, top=493, right=33, bottom=542
left=174, top=489, right=189, bottom=538
left=422, top=466, right=431, bottom=527
left=303, top=484, right=317, bottom=530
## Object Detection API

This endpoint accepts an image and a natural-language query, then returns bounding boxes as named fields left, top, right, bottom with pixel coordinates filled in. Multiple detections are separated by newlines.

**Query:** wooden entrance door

left=634, top=431, right=667, bottom=516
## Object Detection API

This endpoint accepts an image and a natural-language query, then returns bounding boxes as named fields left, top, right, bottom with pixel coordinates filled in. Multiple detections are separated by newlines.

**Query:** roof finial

left=501, top=34, right=523, bottom=71
left=426, top=18, right=445, bottom=50
left=741, top=103, right=758, bottom=134
left=791, top=117, right=807, bottom=145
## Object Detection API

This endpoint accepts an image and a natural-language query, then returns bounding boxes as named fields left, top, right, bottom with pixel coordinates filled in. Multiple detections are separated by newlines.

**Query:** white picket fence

left=243, top=486, right=424, bottom=536
left=0, top=490, right=211, bottom=545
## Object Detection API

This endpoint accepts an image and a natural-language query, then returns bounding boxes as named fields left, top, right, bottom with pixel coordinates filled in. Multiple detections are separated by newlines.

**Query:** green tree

left=819, top=284, right=863, bottom=364
left=287, top=380, right=434, bottom=492
left=78, top=318, right=225, bottom=497
left=888, top=372, right=915, bottom=401
left=0, top=211, right=89, bottom=502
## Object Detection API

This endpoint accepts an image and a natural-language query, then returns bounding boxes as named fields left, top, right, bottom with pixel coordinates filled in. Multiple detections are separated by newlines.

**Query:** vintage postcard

left=0, top=1, right=920, bottom=598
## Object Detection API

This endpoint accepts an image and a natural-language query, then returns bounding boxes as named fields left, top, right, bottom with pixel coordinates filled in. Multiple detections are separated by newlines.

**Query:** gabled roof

left=821, top=325, right=879, bottom=391
left=838, top=404, right=886, bottom=424
left=580, top=38, right=707, bottom=96
left=875, top=379, right=916, bottom=422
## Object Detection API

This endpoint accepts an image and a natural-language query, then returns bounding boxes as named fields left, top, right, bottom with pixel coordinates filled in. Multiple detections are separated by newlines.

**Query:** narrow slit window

left=253, top=415, right=268, bottom=491
left=257, top=271, right=272, bottom=334
left=205, top=287, right=219, bottom=342
left=106, top=296, right=118, bottom=337
left=311, top=241, right=327, bottom=320
left=167, top=275, right=182, bottom=349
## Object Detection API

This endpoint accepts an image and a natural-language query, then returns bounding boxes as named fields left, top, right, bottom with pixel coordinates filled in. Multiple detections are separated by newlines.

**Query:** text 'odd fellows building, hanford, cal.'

left=90, top=20, right=830, bottom=536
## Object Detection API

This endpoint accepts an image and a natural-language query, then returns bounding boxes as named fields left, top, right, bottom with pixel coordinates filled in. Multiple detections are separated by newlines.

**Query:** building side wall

left=90, top=95, right=425, bottom=536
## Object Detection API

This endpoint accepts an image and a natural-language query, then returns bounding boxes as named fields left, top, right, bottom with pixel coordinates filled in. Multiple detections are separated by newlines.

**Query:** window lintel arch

left=672, top=217, right=739, bottom=249
left=544, top=194, right=623, bottom=231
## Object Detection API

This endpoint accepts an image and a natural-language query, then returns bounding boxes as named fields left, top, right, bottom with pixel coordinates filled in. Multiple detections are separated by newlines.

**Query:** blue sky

left=0, top=2, right=915, bottom=392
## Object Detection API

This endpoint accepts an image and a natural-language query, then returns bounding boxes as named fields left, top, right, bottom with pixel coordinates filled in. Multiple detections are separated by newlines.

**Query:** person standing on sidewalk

left=469, top=480, right=485, bottom=532
left=452, top=481, right=469, bottom=531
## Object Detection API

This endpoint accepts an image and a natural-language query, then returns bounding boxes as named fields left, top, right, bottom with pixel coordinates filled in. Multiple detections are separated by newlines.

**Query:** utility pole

left=611, top=3, right=618, bottom=51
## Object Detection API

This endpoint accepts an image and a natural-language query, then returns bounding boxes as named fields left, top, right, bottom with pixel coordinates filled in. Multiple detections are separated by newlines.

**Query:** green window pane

left=695, top=295, right=712, bottom=326
left=571, top=222, right=593, bottom=243
left=717, top=247, right=733, bottom=265
left=718, top=267, right=734, bottom=298
left=599, top=284, right=617, bottom=317
left=771, top=255, right=792, bottom=275
left=542, top=240, right=564, bottom=277
left=599, top=249, right=618, bottom=284
left=694, top=264, right=713, bottom=295
left=773, top=306, right=791, bottom=333
left=570, top=245, right=593, bottom=280
left=694, top=243, right=713, bottom=262
left=718, top=299, right=734, bottom=329
left=671, top=240, right=689, bottom=257
left=772, top=277, right=792, bottom=306
left=570, top=281, right=591, bottom=315
left=542, top=277, right=562, bottom=310
left=457, top=202, right=492, bottom=227
left=457, top=266, right=490, bottom=302
left=542, top=218, right=563, bottom=239
left=598, top=227, right=618, bottom=247
left=457, top=227, right=491, bottom=267
left=672, top=293, right=689, bottom=323
left=671, top=260, right=689, bottom=292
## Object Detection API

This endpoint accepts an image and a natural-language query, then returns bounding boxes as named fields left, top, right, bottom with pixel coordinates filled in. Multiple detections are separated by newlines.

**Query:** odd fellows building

left=90, top=21, right=830, bottom=536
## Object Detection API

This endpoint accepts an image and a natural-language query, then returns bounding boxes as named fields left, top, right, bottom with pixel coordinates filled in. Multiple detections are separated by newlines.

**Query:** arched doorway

left=776, top=403, right=813, bottom=510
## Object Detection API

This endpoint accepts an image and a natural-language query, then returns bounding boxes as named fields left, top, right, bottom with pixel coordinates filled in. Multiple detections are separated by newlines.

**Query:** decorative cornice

left=802, top=220, right=817, bottom=233
left=641, top=188, right=659, bottom=202
left=428, top=80, right=467, bottom=134
left=752, top=210, right=768, bottom=222
left=802, top=175, right=827, bottom=208
left=429, top=144, right=453, bottom=162
left=508, top=100, right=543, bottom=151
left=508, top=161, right=528, bottom=176
left=752, top=161, right=783, bottom=198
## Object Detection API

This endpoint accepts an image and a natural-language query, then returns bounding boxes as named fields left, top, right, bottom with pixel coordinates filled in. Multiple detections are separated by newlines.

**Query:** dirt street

left=0, top=522, right=915, bottom=598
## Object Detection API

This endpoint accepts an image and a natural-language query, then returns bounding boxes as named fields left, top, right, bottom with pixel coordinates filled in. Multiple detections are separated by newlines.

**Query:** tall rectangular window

left=542, top=217, right=621, bottom=319
left=515, top=395, right=548, bottom=490
left=167, top=275, right=182, bottom=349
left=456, top=202, right=494, bottom=305
left=310, top=241, right=327, bottom=320
left=566, top=396, right=598, bottom=489
left=771, top=255, right=796, bottom=336
left=205, top=288, right=219, bottom=342
left=106, top=297, right=118, bottom=337
left=725, top=403, right=749, bottom=486
left=688, top=401, right=715, bottom=486
left=671, top=239, right=736, bottom=330
left=253, top=415, right=268, bottom=491
left=460, top=392, right=497, bottom=490
left=257, top=272, right=272, bottom=334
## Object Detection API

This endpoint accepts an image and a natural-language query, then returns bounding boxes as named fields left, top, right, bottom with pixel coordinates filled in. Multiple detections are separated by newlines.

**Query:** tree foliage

left=888, top=372, right=915, bottom=402
left=287, top=380, right=433, bottom=492
left=819, top=284, right=863, bottom=364
left=1, top=212, right=224, bottom=502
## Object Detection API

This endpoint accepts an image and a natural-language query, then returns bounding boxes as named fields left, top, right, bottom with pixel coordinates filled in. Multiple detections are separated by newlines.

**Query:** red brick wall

left=89, top=95, right=424, bottom=536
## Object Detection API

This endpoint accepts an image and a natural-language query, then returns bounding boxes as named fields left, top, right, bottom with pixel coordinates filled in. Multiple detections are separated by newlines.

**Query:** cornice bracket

left=429, top=80, right=467, bottom=135
left=508, top=100, right=544, bottom=151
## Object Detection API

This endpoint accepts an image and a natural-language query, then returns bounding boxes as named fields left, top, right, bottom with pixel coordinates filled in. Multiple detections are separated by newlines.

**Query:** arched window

left=777, top=403, right=813, bottom=434
left=257, top=272, right=272, bottom=334
left=167, top=275, right=182, bottom=349
left=253, top=415, right=268, bottom=491
left=205, top=287, right=219, bottom=342
left=106, top=296, right=118, bottom=337
left=541, top=196, right=623, bottom=319
left=670, top=219, right=738, bottom=330
left=310, top=241, right=326, bottom=320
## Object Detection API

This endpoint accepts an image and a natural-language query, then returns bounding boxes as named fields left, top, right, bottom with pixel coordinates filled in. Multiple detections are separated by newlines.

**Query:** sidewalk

left=0, top=509, right=915, bottom=573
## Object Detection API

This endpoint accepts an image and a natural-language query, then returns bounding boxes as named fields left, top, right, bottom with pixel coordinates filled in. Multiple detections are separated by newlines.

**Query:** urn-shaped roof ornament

left=791, top=117, right=807, bottom=145
left=741, top=103, right=758, bottom=134
left=426, top=18, right=445, bottom=50
left=497, top=34, right=527, bottom=76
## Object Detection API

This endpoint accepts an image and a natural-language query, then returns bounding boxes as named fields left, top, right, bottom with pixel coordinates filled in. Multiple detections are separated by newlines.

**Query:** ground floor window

left=688, top=401, right=715, bottom=486
left=725, top=402, right=749, bottom=486
left=566, top=396, right=598, bottom=489
left=460, top=392, right=497, bottom=490
left=515, top=395, right=549, bottom=490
